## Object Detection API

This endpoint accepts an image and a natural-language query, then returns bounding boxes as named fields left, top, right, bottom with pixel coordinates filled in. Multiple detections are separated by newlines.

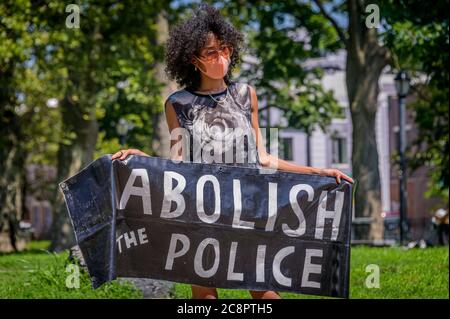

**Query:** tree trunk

left=348, top=84, right=383, bottom=239
left=1, top=138, right=26, bottom=251
left=152, top=11, right=178, bottom=158
left=49, top=96, right=98, bottom=251
left=49, top=21, right=102, bottom=252
left=0, top=69, right=27, bottom=251
left=346, top=0, right=392, bottom=240
left=0, top=68, right=14, bottom=239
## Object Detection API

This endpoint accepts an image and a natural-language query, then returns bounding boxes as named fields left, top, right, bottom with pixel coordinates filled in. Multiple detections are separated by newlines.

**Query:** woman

left=112, top=4, right=353, bottom=299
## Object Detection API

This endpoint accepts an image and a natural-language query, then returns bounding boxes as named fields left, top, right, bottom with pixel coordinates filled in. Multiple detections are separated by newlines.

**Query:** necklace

left=208, top=86, right=229, bottom=105
left=194, top=85, right=227, bottom=94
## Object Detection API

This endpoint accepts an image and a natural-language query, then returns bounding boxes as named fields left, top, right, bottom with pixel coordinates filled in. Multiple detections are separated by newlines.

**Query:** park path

left=70, top=245, right=174, bottom=298
left=119, top=278, right=174, bottom=299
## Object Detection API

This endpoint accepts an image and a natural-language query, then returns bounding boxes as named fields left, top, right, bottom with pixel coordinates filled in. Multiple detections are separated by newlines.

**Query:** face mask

left=194, top=55, right=230, bottom=79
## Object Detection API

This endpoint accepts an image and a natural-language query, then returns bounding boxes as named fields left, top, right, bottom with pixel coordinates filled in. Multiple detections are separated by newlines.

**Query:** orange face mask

left=194, top=55, right=230, bottom=79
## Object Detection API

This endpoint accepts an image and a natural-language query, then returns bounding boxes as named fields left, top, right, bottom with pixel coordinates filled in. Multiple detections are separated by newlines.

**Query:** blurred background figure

left=432, top=208, right=449, bottom=246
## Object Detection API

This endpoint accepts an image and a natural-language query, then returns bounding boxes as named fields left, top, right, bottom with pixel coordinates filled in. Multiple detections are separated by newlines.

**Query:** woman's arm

left=164, top=100, right=184, bottom=161
left=248, top=85, right=354, bottom=184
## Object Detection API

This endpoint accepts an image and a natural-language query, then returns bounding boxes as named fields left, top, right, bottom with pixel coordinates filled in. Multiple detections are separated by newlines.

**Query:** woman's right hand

left=111, top=149, right=149, bottom=161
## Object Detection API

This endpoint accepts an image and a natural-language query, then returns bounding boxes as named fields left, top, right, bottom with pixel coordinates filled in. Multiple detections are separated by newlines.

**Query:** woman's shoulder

left=228, top=81, right=253, bottom=98
left=229, top=81, right=254, bottom=106
left=164, top=81, right=253, bottom=106
left=230, top=80, right=250, bottom=90
left=164, top=88, right=192, bottom=108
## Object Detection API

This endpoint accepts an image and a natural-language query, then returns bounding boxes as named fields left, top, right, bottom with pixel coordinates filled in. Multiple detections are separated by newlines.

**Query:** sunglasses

left=197, top=44, right=233, bottom=61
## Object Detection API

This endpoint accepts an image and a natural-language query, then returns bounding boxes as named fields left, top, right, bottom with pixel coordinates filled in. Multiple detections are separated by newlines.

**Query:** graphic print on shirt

left=166, top=81, right=260, bottom=167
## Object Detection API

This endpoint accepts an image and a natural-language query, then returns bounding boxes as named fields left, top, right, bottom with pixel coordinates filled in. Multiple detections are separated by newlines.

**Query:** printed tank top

left=165, top=81, right=261, bottom=168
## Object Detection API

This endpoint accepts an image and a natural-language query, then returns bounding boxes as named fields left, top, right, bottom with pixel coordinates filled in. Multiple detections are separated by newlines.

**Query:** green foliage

left=380, top=0, right=449, bottom=198
left=1, top=1, right=170, bottom=248
left=30, top=1, right=168, bottom=157
left=174, top=246, right=449, bottom=299
left=407, top=85, right=449, bottom=201
left=1, top=0, right=169, bottom=165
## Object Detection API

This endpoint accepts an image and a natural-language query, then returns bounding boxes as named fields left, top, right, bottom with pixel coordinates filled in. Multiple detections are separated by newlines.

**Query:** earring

left=195, top=66, right=198, bottom=71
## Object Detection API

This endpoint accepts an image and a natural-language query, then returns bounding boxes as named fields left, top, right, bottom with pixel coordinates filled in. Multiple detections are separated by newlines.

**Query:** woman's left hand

left=319, top=168, right=354, bottom=184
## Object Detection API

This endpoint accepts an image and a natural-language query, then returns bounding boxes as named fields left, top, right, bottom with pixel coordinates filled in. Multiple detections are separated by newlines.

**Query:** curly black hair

left=164, top=3, right=244, bottom=90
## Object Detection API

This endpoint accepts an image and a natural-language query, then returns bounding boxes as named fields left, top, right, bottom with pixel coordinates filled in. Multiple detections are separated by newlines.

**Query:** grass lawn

left=174, top=246, right=449, bottom=299
left=1, top=241, right=448, bottom=299
left=0, top=241, right=142, bottom=299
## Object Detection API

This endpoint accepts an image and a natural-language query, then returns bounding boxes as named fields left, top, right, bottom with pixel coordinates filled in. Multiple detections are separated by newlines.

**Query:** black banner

left=60, top=155, right=354, bottom=298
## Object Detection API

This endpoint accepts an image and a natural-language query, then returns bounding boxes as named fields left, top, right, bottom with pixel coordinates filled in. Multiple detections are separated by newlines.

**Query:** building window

left=332, top=137, right=348, bottom=164
left=280, top=137, right=293, bottom=161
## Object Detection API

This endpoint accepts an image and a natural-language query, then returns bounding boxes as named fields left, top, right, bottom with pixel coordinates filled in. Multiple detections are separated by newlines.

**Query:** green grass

left=174, top=246, right=449, bottom=299
left=1, top=242, right=448, bottom=299
left=0, top=241, right=142, bottom=299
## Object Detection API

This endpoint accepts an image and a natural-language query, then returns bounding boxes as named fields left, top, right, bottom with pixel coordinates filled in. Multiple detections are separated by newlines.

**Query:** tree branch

left=347, top=0, right=365, bottom=65
left=313, top=0, right=347, bottom=46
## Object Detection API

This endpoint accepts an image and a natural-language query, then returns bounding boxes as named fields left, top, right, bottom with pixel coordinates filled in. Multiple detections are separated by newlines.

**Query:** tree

left=312, top=0, right=393, bottom=239
left=1, top=1, right=171, bottom=251
left=37, top=1, right=169, bottom=251
left=0, top=0, right=55, bottom=250
left=213, top=0, right=388, bottom=238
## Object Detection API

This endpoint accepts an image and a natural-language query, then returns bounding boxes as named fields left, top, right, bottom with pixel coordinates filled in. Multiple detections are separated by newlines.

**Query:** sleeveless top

left=165, top=81, right=261, bottom=168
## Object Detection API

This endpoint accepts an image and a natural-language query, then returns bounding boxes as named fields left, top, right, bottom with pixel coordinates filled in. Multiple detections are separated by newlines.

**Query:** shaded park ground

left=0, top=241, right=448, bottom=299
